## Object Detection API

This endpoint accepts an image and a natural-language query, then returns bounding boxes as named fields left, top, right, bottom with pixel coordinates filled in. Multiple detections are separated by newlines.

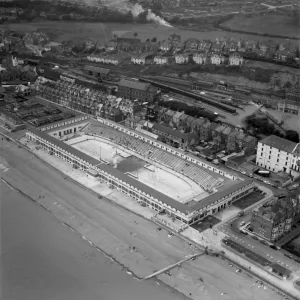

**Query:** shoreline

left=1, top=177, right=189, bottom=299
left=1, top=131, right=297, bottom=300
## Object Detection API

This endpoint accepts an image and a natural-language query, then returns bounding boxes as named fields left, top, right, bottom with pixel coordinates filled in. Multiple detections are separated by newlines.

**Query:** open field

left=266, top=109, right=300, bottom=133
left=1, top=21, right=298, bottom=46
left=68, top=137, right=131, bottom=163
left=221, top=15, right=300, bottom=39
left=70, top=137, right=205, bottom=203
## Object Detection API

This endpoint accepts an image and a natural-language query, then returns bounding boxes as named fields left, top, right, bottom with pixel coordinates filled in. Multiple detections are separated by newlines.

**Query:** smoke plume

left=71, top=0, right=172, bottom=27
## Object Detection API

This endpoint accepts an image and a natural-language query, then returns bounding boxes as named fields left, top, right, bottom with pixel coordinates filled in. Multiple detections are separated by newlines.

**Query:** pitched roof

left=260, top=135, right=297, bottom=153
left=192, top=179, right=253, bottom=211
left=118, top=79, right=150, bottom=91
left=153, top=123, right=187, bottom=139
left=83, top=65, right=110, bottom=75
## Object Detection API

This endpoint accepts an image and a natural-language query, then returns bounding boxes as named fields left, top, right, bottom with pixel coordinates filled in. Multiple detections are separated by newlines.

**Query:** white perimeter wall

left=96, top=117, right=242, bottom=181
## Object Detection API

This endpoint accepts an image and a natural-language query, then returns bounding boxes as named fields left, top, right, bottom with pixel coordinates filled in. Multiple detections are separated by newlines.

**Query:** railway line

left=139, top=77, right=238, bottom=114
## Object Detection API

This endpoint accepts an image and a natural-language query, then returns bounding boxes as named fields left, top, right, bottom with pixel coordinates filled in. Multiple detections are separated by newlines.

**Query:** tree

left=133, top=32, right=138, bottom=39
left=151, top=37, right=157, bottom=43
left=285, top=130, right=299, bottom=143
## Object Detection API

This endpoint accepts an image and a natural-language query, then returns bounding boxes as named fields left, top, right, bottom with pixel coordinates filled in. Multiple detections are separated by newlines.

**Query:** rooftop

left=27, top=123, right=251, bottom=216
left=153, top=123, right=188, bottom=140
left=118, top=79, right=150, bottom=91
left=83, top=65, right=110, bottom=75
left=260, top=135, right=297, bottom=153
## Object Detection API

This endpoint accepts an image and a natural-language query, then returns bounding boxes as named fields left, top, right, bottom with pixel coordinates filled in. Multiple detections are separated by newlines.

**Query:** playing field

left=69, top=137, right=131, bottom=164
left=69, top=137, right=205, bottom=203
left=221, top=15, right=299, bottom=39
left=2, top=20, right=298, bottom=46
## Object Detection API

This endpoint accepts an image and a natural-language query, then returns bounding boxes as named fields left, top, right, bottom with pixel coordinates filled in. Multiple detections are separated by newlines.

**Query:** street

left=219, top=206, right=300, bottom=274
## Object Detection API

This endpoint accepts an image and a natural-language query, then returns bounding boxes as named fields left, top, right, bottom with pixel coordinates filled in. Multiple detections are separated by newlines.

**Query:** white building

left=229, top=53, right=243, bottom=66
left=256, top=135, right=300, bottom=177
left=175, top=54, right=189, bottom=64
left=211, top=54, right=225, bottom=65
left=131, top=56, right=145, bottom=65
left=192, top=53, right=207, bottom=65
left=26, top=120, right=254, bottom=226
left=154, top=56, right=168, bottom=65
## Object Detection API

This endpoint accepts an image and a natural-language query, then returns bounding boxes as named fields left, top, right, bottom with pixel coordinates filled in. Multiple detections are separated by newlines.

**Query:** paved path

left=144, top=252, right=205, bottom=280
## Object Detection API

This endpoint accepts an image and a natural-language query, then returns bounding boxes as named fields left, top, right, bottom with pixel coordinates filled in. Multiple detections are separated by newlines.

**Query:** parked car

left=284, top=253, right=294, bottom=259
left=252, top=235, right=259, bottom=240
left=260, top=240, right=268, bottom=246
left=238, top=211, right=245, bottom=217
left=269, top=245, right=280, bottom=250
left=240, top=221, right=245, bottom=226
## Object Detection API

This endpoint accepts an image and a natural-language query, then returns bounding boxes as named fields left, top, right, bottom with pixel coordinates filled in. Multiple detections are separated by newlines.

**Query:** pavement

left=218, top=205, right=300, bottom=275
left=0, top=130, right=289, bottom=300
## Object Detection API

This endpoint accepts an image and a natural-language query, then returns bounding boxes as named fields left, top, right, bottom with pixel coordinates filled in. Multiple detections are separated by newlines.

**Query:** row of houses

left=104, top=35, right=299, bottom=63
left=125, top=105, right=257, bottom=153
left=34, top=76, right=156, bottom=123
left=87, top=51, right=243, bottom=66
left=34, top=78, right=107, bottom=116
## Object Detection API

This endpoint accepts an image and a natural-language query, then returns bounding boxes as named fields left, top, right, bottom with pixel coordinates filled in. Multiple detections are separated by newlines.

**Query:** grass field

left=221, top=15, right=299, bottom=39
left=1, top=21, right=298, bottom=46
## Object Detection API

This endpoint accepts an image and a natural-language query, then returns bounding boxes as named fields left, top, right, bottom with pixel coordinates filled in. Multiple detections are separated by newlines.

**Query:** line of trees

left=245, top=114, right=299, bottom=143
left=157, top=99, right=218, bottom=121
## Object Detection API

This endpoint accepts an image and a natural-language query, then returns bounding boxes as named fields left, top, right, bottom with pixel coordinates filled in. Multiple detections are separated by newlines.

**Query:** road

left=0, top=133, right=284, bottom=300
left=219, top=206, right=300, bottom=274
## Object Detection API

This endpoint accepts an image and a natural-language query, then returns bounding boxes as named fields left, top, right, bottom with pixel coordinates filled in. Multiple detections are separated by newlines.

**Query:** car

left=284, top=253, right=294, bottom=259
left=240, top=230, right=248, bottom=235
left=238, top=211, right=245, bottom=217
left=252, top=235, right=259, bottom=240
left=269, top=245, right=280, bottom=250
left=240, top=221, right=246, bottom=226
left=260, top=240, right=269, bottom=246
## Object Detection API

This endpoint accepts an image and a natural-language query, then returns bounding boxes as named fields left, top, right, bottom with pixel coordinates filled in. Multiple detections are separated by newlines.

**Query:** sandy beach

left=1, top=182, right=187, bottom=300
left=0, top=136, right=285, bottom=300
